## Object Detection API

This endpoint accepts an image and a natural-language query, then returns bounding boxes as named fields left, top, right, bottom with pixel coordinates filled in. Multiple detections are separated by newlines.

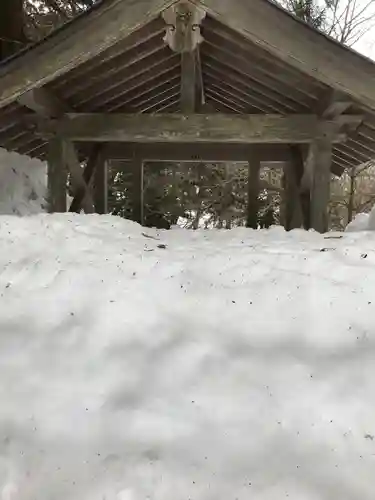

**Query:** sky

left=355, top=33, right=375, bottom=60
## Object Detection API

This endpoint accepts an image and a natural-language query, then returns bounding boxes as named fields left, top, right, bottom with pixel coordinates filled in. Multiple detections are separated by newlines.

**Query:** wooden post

left=64, top=140, right=95, bottom=213
left=132, top=156, right=144, bottom=225
left=47, top=137, right=67, bottom=213
left=93, top=158, right=108, bottom=214
left=246, top=152, right=261, bottom=229
left=283, top=146, right=304, bottom=231
left=310, top=137, right=332, bottom=233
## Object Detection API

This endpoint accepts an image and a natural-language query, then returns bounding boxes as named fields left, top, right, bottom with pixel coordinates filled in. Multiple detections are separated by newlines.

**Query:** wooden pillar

left=246, top=152, right=261, bottom=229
left=310, top=137, right=332, bottom=233
left=47, top=137, right=67, bottom=213
left=132, top=156, right=144, bottom=225
left=283, top=146, right=304, bottom=231
left=93, top=158, right=108, bottom=214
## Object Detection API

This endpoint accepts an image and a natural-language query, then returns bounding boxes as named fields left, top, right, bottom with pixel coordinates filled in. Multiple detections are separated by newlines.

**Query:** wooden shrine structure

left=1, top=0, right=375, bottom=232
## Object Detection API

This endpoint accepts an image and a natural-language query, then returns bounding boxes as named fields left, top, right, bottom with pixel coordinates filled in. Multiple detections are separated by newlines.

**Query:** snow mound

left=1, top=214, right=375, bottom=500
left=345, top=212, right=370, bottom=232
left=346, top=205, right=375, bottom=232
left=367, top=205, right=375, bottom=230
left=0, top=148, right=46, bottom=215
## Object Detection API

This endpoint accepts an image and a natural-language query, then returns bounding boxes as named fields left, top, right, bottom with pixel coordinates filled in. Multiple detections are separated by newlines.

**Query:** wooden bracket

left=317, top=89, right=353, bottom=119
left=17, top=87, right=70, bottom=118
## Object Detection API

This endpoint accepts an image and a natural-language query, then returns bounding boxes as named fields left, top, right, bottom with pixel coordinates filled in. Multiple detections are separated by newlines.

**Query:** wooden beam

left=246, top=151, right=261, bottom=229
left=323, top=100, right=352, bottom=119
left=47, top=137, right=67, bottom=213
left=35, top=113, right=361, bottom=143
left=200, top=0, right=375, bottom=111
left=106, top=142, right=290, bottom=162
left=171, top=2, right=200, bottom=113
left=93, top=158, right=108, bottom=214
left=195, top=48, right=205, bottom=108
left=181, top=50, right=197, bottom=112
left=17, top=87, right=69, bottom=118
left=0, top=0, right=176, bottom=109
left=310, top=137, right=333, bottom=233
left=172, top=2, right=206, bottom=112
left=104, top=142, right=342, bottom=175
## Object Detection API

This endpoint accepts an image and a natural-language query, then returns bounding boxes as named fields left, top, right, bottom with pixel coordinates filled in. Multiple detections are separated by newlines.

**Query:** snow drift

left=0, top=214, right=375, bottom=500
left=0, top=148, right=46, bottom=215
left=345, top=205, right=375, bottom=232
left=345, top=212, right=370, bottom=232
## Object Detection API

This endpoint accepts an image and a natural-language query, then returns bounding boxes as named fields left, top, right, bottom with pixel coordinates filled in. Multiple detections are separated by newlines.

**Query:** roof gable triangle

left=0, top=0, right=178, bottom=108
left=195, top=0, right=375, bottom=110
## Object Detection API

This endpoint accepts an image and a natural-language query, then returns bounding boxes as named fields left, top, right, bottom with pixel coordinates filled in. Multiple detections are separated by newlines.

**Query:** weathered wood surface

left=36, top=113, right=360, bottom=143
left=283, top=146, right=304, bottom=231
left=17, top=88, right=69, bottom=117
left=200, top=0, right=375, bottom=111
left=310, top=137, right=332, bottom=233
left=162, top=2, right=205, bottom=53
left=64, top=140, right=95, bottom=214
left=318, top=89, right=353, bottom=119
left=106, top=142, right=291, bottom=162
left=69, top=146, right=103, bottom=213
left=246, top=152, right=261, bottom=229
left=93, top=158, right=108, bottom=214
left=131, top=156, right=144, bottom=225
left=181, top=50, right=197, bottom=113
left=0, top=0, right=176, bottom=109
left=47, top=137, right=67, bottom=213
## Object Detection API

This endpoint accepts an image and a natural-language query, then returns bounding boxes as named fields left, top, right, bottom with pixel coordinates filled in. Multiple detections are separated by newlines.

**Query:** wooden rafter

left=0, top=0, right=177, bottom=109
left=199, top=0, right=375, bottom=111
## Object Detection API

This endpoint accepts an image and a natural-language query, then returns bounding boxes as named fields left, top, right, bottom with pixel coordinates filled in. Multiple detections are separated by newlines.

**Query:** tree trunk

left=0, top=0, right=25, bottom=61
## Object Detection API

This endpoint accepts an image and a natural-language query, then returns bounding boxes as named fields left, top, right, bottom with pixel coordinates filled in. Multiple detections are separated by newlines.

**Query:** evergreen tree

left=289, top=0, right=326, bottom=28
left=0, top=0, right=25, bottom=60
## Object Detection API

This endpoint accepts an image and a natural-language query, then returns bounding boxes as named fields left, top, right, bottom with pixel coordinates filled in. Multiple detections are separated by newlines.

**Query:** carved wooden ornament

left=162, top=2, right=206, bottom=53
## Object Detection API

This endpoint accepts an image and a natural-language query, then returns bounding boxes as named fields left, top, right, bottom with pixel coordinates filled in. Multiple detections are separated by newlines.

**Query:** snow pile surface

left=1, top=215, right=375, bottom=500
left=0, top=148, right=46, bottom=215
left=345, top=205, right=375, bottom=232
left=345, top=212, right=370, bottom=232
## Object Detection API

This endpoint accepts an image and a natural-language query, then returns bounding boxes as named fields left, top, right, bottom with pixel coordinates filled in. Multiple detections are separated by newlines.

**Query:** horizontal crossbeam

left=35, top=113, right=362, bottom=144
left=103, top=142, right=290, bottom=162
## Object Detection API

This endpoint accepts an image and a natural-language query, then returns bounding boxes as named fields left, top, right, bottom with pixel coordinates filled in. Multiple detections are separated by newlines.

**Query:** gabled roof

left=0, top=0, right=374, bottom=175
